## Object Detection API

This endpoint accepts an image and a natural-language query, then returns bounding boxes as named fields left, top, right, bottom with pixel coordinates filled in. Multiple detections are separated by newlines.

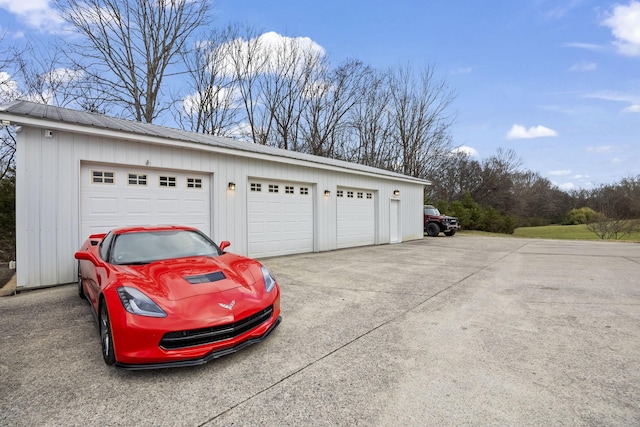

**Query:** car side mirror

left=74, top=250, right=103, bottom=267
left=219, top=241, right=231, bottom=252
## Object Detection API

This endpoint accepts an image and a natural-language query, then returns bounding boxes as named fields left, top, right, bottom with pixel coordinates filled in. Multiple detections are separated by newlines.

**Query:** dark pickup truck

left=424, top=205, right=459, bottom=237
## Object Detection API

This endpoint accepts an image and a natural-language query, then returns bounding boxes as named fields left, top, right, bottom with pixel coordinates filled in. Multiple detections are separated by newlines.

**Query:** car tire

left=77, top=262, right=85, bottom=299
left=444, top=230, right=456, bottom=236
left=99, top=301, right=116, bottom=365
left=427, top=223, right=440, bottom=237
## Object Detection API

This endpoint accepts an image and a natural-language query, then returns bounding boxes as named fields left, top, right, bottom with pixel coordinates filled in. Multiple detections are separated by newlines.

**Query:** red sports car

left=75, top=225, right=281, bottom=369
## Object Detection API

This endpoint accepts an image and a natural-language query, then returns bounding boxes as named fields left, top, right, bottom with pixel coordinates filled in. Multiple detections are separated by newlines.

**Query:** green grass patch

left=458, top=224, right=640, bottom=242
left=513, top=224, right=640, bottom=241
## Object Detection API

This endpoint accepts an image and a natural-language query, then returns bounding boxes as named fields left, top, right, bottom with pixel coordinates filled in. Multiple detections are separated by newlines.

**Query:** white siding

left=15, top=127, right=426, bottom=289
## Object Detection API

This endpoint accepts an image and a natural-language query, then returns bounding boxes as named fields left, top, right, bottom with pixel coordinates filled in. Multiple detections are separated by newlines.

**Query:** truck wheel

left=444, top=230, right=456, bottom=236
left=426, top=223, right=440, bottom=237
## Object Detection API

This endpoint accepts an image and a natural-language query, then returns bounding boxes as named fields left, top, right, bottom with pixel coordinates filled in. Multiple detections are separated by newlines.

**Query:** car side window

left=99, top=231, right=115, bottom=261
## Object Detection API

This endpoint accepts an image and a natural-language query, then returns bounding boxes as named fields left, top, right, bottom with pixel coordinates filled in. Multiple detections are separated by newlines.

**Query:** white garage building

left=0, top=100, right=429, bottom=289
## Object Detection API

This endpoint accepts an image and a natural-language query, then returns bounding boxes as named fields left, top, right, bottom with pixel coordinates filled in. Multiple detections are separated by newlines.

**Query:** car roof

left=111, top=225, right=198, bottom=235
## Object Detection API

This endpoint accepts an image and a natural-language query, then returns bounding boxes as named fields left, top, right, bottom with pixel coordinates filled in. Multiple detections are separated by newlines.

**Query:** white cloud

left=553, top=172, right=596, bottom=190
left=451, top=145, right=479, bottom=157
left=623, top=104, right=640, bottom=113
left=585, top=90, right=640, bottom=112
left=602, top=1, right=640, bottom=56
left=548, top=169, right=571, bottom=176
left=506, top=124, right=558, bottom=139
left=0, top=71, right=21, bottom=102
left=556, top=182, right=575, bottom=191
left=586, top=145, right=613, bottom=153
left=569, top=61, right=597, bottom=72
left=452, top=67, right=473, bottom=75
left=564, top=42, right=606, bottom=52
left=215, top=31, right=326, bottom=78
left=584, top=90, right=635, bottom=102
left=0, top=0, right=66, bottom=33
left=182, top=86, right=241, bottom=115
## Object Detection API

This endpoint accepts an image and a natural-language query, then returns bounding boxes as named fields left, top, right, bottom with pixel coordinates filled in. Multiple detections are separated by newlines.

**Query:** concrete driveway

left=1, top=235, right=639, bottom=426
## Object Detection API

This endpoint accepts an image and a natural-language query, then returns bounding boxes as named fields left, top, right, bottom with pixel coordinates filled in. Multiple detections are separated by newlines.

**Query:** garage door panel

left=337, top=188, right=375, bottom=249
left=248, top=180, right=313, bottom=258
left=81, top=164, right=211, bottom=239
left=124, top=197, right=152, bottom=214
left=156, top=199, right=180, bottom=214
left=88, top=197, right=119, bottom=214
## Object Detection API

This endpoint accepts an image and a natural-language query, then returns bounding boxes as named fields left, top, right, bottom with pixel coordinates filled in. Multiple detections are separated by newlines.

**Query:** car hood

left=111, top=253, right=263, bottom=302
left=427, top=214, right=458, bottom=221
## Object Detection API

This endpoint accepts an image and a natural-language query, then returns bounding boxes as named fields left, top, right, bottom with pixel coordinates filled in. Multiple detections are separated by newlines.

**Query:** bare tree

left=54, top=0, right=210, bottom=123
left=587, top=216, right=640, bottom=240
left=175, top=25, right=244, bottom=136
left=470, top=148, right=522, bottom=212
left=223, top=28, right=271, bottom=143
left=387, top=64, right=455, bottom=179
left=258, top=34, right=324, bottom=150
left=300, top=59, right=370, bottom=158
left=347, top=68, right=395, bottom=169
left=426, top=151, right=482, bottom=203
left=9, top=41, right=95, bottom=109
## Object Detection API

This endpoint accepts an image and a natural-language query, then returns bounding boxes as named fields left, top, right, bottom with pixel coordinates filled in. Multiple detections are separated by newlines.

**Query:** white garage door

left=337, top=188, right=375, bottom=249
left=247, top=180, right=314, bottom=258
left=80, top=164, right=211, bottom=239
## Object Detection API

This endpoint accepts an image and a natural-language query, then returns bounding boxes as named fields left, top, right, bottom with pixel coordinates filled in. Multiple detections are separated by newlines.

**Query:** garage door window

left=285, top=186, right=294, bottom=194
left=300, top=187, right=309, bottom=195
left=128, top=173, right=147, bottom=186
left=269, top=184, right=279, bottom=193
left=250, top=183, right=262, bottom=192
left=337, top=190, right=343, bottom=197
left=92, top=170, right=115, bottom=184
left=347, top=191, right=354, bottom=198
left=159, top=176, right=176, bottom=187
left=187, top=178, right=202, bottom=189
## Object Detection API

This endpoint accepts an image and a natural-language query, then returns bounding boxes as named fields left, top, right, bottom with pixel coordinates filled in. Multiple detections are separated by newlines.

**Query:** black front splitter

left=114, top=316, right=282, bottom=370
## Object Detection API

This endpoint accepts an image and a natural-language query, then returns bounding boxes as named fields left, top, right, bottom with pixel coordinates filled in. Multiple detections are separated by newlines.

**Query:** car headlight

left=261, top=266, right=277, bottom=293
left=116, top=286, right=167, bottom=318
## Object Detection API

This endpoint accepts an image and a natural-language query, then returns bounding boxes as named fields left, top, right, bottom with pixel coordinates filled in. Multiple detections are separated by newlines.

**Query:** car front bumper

left=114, top=315, right=282, bottom=370
left=105, top=286, right=281, bottom=369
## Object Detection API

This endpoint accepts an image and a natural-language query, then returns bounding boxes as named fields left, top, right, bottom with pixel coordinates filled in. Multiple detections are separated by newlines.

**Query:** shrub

left=563, top=207, right=600, bottom=225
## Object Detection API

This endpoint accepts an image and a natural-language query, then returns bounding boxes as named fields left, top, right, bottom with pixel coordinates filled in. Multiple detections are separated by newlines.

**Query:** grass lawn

left=460, top=224, right=640, bottom=242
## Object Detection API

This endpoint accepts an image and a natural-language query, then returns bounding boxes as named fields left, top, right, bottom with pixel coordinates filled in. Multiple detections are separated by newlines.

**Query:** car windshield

left=425, top=207, right=441, bottom=215
left=110, top=230, right=219, bottom=265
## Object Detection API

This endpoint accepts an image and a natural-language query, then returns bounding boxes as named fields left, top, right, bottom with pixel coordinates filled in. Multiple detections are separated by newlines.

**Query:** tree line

left=427, top=148, right=640, bottom=235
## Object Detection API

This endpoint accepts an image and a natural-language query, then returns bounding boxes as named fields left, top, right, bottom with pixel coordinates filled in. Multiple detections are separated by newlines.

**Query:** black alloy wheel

left=99, top=301, right=116, bottom=365
left=427, top=223, right=440, bottom=237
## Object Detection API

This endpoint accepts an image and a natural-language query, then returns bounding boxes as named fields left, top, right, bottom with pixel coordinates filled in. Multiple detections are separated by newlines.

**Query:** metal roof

left=0, top=99, right=429, bottom=184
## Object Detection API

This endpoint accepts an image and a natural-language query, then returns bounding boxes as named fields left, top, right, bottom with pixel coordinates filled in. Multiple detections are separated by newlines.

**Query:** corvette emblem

left=218, top=300, right=236, bottom=311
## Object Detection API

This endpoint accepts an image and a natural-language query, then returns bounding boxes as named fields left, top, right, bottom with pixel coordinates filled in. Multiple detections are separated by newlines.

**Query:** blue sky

left=1, top=0, right=639, bottom=190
